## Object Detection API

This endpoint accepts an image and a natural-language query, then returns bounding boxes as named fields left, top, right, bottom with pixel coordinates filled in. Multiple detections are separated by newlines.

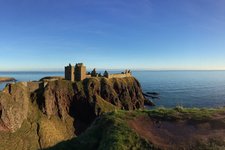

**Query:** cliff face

left=33, top=77, right=144, bottom=124
left=0, top=77, right=145, bottom=149
left=0, top=83, right=29, bottom=132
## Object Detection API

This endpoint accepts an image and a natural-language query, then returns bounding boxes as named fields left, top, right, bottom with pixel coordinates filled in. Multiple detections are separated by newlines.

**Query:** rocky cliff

left=0, top=77, right=146, bottom=149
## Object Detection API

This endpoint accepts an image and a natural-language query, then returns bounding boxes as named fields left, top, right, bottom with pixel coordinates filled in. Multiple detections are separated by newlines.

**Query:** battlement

left=65, top=63, right=132, bottom=81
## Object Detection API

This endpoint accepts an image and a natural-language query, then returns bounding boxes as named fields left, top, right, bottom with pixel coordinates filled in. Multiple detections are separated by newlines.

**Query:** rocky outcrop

left=38, top=77, right=145, bottom=124
left=0, top=83, right=29, bottom=132
left=0, top=77, right=146, bottom=149
left=0, top=77, right=16, bottom=82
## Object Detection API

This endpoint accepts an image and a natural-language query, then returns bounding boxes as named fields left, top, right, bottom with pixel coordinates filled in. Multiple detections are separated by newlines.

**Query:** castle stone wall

left=86, top=75, right=92, bottom=78
left=75, top=63, right=86, bottom=81
left=65, top=63, right=132, bottom=81
left=107, top=73, right=132, bottom=79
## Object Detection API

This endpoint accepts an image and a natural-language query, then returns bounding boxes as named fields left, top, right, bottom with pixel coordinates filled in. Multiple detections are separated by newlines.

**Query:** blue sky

left=0, top=0, right=225, bottom=71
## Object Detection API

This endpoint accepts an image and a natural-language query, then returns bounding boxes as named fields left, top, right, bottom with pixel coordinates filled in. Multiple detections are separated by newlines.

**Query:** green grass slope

left=45, top=110, right=154, bottom=150
left=46, top=107, right=225, bottom=150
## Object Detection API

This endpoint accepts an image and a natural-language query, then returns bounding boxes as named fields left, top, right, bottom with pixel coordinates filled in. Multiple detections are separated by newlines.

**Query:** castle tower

left=91, top=68, right=97, bottom=77
left=65, top=64, right=75, bottom=81
left=103, top=70, right=109, bottom=78
left=75, top=63, right=86, bottom=81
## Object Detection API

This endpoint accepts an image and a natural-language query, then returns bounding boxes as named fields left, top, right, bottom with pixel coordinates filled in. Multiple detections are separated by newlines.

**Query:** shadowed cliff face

left=0, top=77, right=146, bottom=150
left=38, top=77, right=145, bottom=124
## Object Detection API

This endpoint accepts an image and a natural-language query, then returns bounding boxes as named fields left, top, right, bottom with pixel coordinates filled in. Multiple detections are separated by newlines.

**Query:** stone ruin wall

left=81, top=73, right=131, bottom=79
left=86, top=74, right=92, bottom=78
left=65, top=63, right=132, bottom=81
left=107, top=73, right=132, bottom=79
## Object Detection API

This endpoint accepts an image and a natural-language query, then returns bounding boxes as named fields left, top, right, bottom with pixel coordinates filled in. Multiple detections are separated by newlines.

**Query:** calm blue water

left=1, top=71, right=225, bottom=108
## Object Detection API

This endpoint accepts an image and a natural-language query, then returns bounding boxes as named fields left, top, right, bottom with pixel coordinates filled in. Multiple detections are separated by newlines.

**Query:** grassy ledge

left=45, top=107, right=225, bottom=150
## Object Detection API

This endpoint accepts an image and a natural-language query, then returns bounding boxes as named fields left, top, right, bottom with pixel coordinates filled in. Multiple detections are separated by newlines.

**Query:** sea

left=1, top=71, right=225, bottom=108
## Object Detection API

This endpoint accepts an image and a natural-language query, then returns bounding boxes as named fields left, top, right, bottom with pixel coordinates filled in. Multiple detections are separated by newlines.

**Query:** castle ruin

left=65, top=64, right=75, bottom=81
left=65, top=63, right=132, bottom=81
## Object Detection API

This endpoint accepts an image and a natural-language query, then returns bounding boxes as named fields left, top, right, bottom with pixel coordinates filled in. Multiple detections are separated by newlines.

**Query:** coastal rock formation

left=0, top=77, right=16, bottom=82
left=0, top=83, right=29, bottom=132
left=0, top=77, right=146, bottom=149
left=1, top=76, right=223, bottom=150
left=38, top=77, right=145, bottom=124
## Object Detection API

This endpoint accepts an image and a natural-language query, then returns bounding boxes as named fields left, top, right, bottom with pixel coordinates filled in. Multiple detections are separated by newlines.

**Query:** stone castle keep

left=65, top=63, right=132, bottom=81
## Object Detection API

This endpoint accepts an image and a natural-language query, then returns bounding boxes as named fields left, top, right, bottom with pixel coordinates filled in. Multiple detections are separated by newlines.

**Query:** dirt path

left=128, top=114, right=225, bottom=150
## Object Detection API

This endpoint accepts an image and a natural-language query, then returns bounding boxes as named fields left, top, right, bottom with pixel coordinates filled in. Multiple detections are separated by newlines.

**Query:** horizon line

left=0, top=69, right=225, bottom=72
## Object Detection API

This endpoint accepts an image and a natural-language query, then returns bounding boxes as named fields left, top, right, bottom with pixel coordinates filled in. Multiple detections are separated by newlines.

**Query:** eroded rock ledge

left=0, top=77, right=16, bottom=82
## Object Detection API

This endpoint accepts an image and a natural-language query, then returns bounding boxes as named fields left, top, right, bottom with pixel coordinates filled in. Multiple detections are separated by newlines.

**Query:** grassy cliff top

left=46, top=107, right=225, bottom=150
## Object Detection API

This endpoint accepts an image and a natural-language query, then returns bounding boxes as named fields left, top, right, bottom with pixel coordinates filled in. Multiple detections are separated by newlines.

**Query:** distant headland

left=0, top=77, right=16, bottom=82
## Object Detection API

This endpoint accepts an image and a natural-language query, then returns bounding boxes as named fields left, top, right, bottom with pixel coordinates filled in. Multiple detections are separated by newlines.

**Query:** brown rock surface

left=0, top=83, right=29, bottom=132
left=37, top=77, right=145, bottom=124
left=0, top=77, right=145, bottom=149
